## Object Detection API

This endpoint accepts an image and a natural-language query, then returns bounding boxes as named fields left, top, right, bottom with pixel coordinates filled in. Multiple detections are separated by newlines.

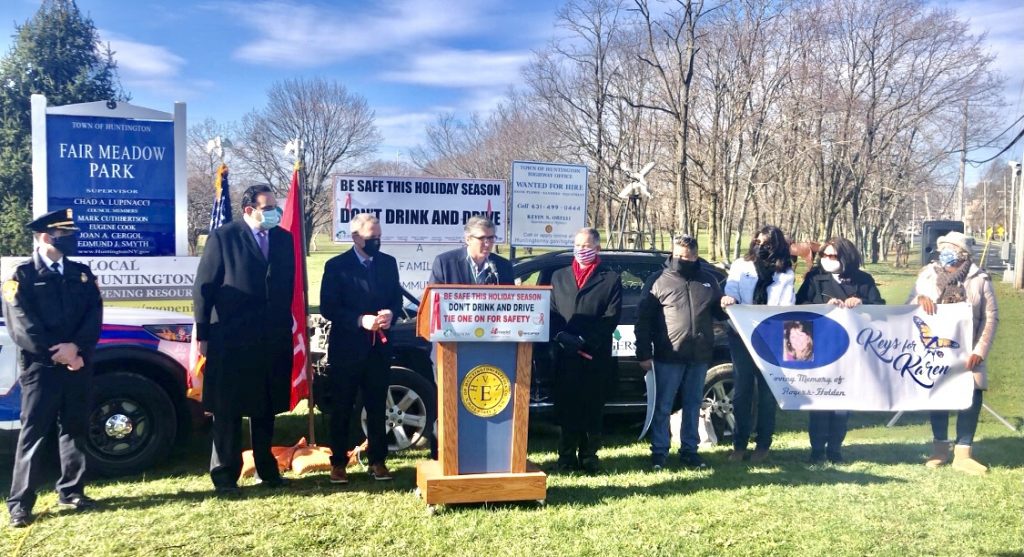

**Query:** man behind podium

left=549, top=228, right=622, bottom=474
left=193, top=185, right=294, bottom=493
left=429, top=216, right=513, bottom=286
left=320, top=213, right=403, bottom=483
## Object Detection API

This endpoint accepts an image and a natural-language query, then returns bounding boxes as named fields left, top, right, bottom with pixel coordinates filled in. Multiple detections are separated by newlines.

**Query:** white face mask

left=821, top=258, right=841, bottom=274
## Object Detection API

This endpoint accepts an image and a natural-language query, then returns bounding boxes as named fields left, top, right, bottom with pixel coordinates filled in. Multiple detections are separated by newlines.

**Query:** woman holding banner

left=796, top=238, right=884, bottom=464
left=910, top=231, right=998, bottom=475
left=721, top=225, right=794, bottom=463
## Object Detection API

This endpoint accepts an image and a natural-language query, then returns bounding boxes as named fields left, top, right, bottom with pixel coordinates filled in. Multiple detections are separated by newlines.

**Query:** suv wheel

left=702, top=363, right=737, bottom=444
left=361, top=366, right=436, bottom=453
left=85, top=371, right=177, bottom=476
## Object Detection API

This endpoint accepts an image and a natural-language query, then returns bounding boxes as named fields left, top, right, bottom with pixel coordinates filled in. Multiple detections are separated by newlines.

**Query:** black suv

left=310, top=250, right=738, bottom=453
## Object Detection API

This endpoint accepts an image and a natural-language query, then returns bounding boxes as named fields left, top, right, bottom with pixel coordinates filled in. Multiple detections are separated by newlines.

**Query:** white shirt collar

left=38, top=248, right=64, bottom=273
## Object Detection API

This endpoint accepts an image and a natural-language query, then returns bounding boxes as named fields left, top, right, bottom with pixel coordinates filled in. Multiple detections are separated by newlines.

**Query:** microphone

left=485, top=260, right=499, bottom=285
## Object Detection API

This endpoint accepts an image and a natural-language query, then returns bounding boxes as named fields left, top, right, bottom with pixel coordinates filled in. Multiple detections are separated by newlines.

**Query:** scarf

left=572, top=257, right=601, bottom=289
left=935, top=261, right=970, bottom=304
left=752, top=259, right=776, bottom=305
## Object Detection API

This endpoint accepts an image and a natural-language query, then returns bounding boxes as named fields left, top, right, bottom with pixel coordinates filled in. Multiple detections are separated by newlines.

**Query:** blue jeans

left=931, top=389, right=983, bottom=446
left=808, top=411, right=849, bottom=458
left=651, top=360, right=710, bottom=458
left=729, top=333, right=777, bottom=451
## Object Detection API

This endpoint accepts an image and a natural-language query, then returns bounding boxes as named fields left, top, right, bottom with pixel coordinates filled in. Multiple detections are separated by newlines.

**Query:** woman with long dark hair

left=721, top=225, right=794, bottom=463
left=795, top=237, right=884, bottom=464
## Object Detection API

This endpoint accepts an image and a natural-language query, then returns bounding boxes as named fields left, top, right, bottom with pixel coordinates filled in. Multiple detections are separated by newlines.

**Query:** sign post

left=414, top=285, right=550, bottom=508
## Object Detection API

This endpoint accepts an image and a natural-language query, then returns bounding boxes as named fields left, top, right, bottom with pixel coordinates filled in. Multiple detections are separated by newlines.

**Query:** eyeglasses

left=821, top=253, right=838, bottom=260
left=470, top=235, right=497, bottom=242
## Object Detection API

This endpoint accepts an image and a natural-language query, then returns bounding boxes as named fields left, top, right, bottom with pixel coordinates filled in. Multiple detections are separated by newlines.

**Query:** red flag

left=281, top=163, right=310, bottom=409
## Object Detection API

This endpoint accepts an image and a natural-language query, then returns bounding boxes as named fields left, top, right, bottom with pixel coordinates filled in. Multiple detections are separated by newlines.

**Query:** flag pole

left=288, top=139, right=317, bottom=446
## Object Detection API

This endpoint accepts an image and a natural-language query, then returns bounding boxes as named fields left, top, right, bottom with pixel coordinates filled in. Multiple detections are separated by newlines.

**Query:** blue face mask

left=938, top=249, right=959, bottom=267
left=257, top=207, right=281, bottom=230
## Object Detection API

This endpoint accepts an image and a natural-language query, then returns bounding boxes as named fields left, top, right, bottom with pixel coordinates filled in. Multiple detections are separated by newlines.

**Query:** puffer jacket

left=635, top=257, right=727, bottom=363
left=908, top=263, right=999, bottom=389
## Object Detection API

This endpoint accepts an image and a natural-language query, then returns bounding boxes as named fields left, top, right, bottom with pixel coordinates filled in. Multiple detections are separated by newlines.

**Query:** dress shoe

left=329, top=465, right=349, bottom=484
left=808, top=451, right=827, bottom=465
left=369, top=463, right=393, bottom=481
left=257, top=476, right=289, bottom=489
left=9, top=511, right=31, bottom=528
left=727, top=449, right=748, bottom=462
left=750, top=448, right=771, bottom=463
left=57, top=494, right=97, bottom=511
left=213, top=485, right=241, bottom=497
left=580, top=457, right=602, bottom=475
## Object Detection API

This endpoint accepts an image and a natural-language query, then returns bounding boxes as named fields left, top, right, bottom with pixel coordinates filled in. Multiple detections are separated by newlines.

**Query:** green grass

left=6, top=261, right=1022, bottom=556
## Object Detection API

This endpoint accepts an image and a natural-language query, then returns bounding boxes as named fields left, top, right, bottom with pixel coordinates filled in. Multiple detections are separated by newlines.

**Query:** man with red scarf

left=549, top=228, right=622, bottom=474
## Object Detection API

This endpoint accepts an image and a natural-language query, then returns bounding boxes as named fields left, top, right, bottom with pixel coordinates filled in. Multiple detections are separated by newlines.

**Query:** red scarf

left=572, top=257, right=601, bottom=289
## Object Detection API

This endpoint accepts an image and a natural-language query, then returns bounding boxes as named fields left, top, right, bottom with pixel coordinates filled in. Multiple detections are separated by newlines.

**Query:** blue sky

left=0, top=0, right=1021, bottom=176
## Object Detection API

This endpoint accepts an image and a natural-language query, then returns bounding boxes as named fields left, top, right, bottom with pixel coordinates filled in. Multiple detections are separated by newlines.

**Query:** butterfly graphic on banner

left=912, top=316, right=960, bottom=357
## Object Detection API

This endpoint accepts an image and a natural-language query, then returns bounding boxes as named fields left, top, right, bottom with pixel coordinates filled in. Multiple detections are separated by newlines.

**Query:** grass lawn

left=3, top=264, right=1022, bottom=556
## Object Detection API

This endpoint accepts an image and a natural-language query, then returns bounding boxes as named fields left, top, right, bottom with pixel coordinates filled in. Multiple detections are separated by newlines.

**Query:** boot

left=951, top=444, right=987, bottom=475
left=924, top=440, right=951, bottom=468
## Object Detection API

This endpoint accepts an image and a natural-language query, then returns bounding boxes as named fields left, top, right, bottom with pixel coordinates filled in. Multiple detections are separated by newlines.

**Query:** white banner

left=2, top=256, right=198, bottom=301
left=726, top=303, right=975, bottom=411
left=422, top=287, right=550, bottom=343
left=510, top=161, right=588, bottom=247
left=380, top=243, right=449, bottom=300
left=332, top=175, right=506, bottom=244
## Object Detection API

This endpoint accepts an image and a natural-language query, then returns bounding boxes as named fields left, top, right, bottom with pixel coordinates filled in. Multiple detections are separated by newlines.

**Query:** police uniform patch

left=2, top=279, right=17, bottom=303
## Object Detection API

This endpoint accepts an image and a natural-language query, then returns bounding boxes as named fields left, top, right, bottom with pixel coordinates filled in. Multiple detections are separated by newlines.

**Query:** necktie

left=364, top=258, right=374, bottom=282
left=256, top=231, right=269, bottom=259
left=51, top=261, right=61, bottom=275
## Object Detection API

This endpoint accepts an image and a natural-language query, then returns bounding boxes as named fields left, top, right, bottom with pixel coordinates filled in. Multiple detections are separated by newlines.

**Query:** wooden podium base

left=415, top=460, right=547, bottom=506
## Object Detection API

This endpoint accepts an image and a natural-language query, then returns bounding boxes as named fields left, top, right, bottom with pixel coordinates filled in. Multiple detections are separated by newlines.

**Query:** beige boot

left=951, top=444, right=988, bottom=475
left=924, top=440, right=951, bottom=468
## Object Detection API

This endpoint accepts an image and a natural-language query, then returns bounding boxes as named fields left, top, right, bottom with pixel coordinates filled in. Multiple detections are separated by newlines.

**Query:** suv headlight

left=143, top=324, right=193, bottom=343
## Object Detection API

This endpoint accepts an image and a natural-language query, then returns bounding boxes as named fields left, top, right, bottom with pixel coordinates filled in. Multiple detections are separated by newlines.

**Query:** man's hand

left=360, top=314, right=380, bottom=331
left=66, top=355, right=85, bottom=372
left=377, top=309, right=394, bottom=330
left=199, top=341, right=208, bottom=357
left=721, top=295, right=737, bottom=308
left=638, top=359, right=653, bottom=371
left=917, top=295, right=937, bottom=316
left=827, top=297, right=845, bottom=306
left=844, top=297, right=862, bottom=309
left=49, top=343, right=79, bottom=365
left=966, top=354, right=983, bottom=371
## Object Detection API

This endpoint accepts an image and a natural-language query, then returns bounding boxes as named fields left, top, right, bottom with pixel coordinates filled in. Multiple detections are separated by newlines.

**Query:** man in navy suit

left=194, top=184, right=295, bottom=494
left=429, top=216, right=513, bottom=286
left=320, top=213, right=403, bottom=483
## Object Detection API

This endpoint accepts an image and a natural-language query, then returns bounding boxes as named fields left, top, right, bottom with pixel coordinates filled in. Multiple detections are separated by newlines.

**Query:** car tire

left=361, top=366, right=437, bottom=453
left=702, top=363, right=737, bottom=444
left=85, top=371, right=177, bottom=477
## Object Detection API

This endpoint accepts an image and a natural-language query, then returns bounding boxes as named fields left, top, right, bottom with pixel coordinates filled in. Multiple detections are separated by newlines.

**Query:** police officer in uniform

left=1, top=209, right=103, bottom=528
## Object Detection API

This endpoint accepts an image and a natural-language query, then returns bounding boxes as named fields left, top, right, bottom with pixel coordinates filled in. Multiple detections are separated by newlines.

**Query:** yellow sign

left=2, top=280, right=18, bottom=303
left=460, top=364, right=512, bottom=418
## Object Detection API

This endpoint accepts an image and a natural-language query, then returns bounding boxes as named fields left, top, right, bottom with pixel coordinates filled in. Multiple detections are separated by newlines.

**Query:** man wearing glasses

left=194, top=184, right=295, bottom=494
left=429, top=216, right=513, bottom=286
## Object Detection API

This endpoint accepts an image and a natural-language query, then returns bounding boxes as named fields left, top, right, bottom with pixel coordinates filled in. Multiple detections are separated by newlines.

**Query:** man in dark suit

left=2, top=209, right=102, bottom=528
left=193, top=184, right=294, bottom=493
left=429, top=216, right=513, bottom=286
left=320, top=213, right=403, bottom=483
left=549, top=228, right=622, bottom=474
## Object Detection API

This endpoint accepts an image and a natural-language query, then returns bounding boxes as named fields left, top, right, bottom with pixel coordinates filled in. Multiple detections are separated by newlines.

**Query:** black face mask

left=362, top=237, right=381, bottom=257
left=674, top=258, right=700, bottom=277
left=51, top=234, right=79, bottom=257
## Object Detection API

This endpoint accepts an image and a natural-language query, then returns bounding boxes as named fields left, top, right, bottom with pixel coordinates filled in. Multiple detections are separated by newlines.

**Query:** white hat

left=936, top=231, right=970, bottom=254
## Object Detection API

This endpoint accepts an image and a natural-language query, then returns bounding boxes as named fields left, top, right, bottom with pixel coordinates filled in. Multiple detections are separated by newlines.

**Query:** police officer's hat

left=26, top=208, right=80, bottom=233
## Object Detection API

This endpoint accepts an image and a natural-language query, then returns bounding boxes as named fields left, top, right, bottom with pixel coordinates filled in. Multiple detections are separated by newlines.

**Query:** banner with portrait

left=726, top=303, right=975, bottom=411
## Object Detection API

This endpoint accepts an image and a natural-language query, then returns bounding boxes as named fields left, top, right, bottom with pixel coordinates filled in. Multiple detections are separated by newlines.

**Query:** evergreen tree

left=0, top=0, right=127, bottom=255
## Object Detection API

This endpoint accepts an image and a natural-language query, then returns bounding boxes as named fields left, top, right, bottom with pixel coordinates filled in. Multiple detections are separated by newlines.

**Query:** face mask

left=362, top=237, right=381, bottom=257
left=574, top=246, right=597, bottom=266
left=256, top=207, right=281, bottom=230
left=674, top=258, right=700, bottom=276
left=938, top=249, right=960, bottom=267
left=51, top=234, right=79, bottom=256
left=820, top=258, right=841, bottom=274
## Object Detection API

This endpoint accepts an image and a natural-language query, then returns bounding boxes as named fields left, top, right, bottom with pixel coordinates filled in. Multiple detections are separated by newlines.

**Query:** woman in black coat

left=795, top=237, right=884, bottom=464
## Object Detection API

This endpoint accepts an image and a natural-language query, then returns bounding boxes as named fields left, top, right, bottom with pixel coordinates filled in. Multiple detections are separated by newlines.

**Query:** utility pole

left=1014, top=155, right=1024, bottom=289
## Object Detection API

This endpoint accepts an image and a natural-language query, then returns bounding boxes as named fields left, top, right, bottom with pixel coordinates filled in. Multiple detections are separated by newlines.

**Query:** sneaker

left=56, top=494, right=97, bottom=511
left=329, top=465, right=349, bottom=485
left=679, top=452, right=708, bottom=469
left=256, top=476, right=289, bottom=489
left=8, top=511, right=31, bottom=529
left=750, top=448, right=771, bottom=463
left=369, top=463, right=393, bottom=481
left=827, top=452, right=844, bottom=464
left=727, top=449, right=748, bottom=462
left=808, top=451, right=827, bottom=465
left=651, top=455, right=667, bottom=471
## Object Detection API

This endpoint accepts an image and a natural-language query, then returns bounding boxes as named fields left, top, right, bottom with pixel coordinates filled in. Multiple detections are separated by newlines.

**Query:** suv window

left=603, top=260, right=663, bottom=322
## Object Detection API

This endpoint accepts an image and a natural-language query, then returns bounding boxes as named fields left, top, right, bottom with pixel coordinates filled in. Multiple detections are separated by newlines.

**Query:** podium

left=415, top=285, right=550, bottom=507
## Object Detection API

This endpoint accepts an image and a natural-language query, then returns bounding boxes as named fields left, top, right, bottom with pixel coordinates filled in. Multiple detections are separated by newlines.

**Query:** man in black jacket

left=2, top=209, right=102, bottom=527
left=549, top=228, right=622, bottom=474
left=194, top=185, right=295, bottom=493
left=428, top=216, right=513, bottom=286
left=635, top=234, right=726, bottom=470
left=320, top=213, right=403, bottom=483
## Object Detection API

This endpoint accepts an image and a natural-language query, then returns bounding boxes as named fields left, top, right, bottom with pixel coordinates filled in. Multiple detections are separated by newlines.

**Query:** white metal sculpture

left=616, top=162, right=656, bottom=249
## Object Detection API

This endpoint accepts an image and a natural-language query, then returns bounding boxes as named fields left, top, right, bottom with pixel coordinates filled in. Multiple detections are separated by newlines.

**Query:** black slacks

left=7, top=365, right=90, bottom=515
left=553, top=356, right=609, bottom=464
left=327, top=349, right=389, bottom=466
left=209, top=412, right=279, bottom=488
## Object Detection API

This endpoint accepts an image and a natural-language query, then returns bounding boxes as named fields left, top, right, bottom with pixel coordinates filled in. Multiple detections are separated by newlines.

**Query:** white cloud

left=380, top=49, right=530, bottom=88
left=222, top=0, right=487, bottom=67
left=375, top=109, right=445, bottom=151
left=98, top=30, right=211, bottom=99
